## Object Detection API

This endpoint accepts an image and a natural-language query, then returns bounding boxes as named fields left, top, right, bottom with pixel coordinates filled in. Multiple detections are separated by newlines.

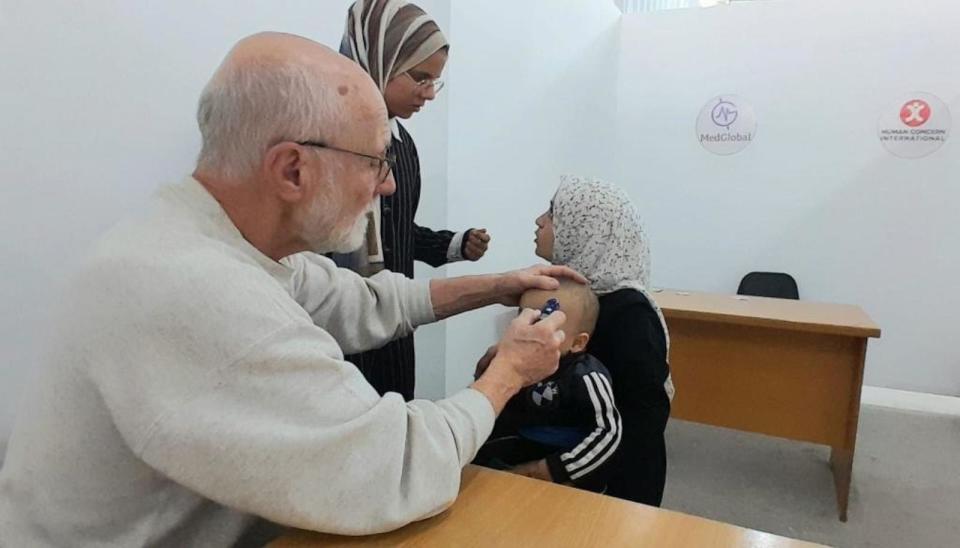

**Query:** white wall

left=0, top=0, right=452, bottom=443
left=442, top=0, right=624, bottom=393
left=615, top=0, right=960, bottom=395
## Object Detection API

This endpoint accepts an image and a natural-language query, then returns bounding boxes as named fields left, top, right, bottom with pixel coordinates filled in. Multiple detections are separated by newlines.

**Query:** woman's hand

left=464, top=229, right=490, bottom=261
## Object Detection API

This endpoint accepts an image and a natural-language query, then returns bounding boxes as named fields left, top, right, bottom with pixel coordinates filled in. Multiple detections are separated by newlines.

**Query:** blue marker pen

left=537, top=298, right=560, bottom=322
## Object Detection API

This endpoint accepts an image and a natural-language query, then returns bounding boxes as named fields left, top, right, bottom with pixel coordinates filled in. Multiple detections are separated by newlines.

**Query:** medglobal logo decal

left=697, top=95, right=756, bottom=155
left=711, top=99, right=738, bottom=128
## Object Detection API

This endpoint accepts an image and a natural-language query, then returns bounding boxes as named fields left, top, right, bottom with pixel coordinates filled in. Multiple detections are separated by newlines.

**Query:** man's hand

left=491, top=308, right=566, bottom=387
left=464, top=229, right=490, bottom=262
left=471, top=308, right=566, bottom=414
left=494, top=264, right=589, bottom=306
left=509, top=460, right=553, bottom=481
left=429, top=264, right=586, bottom=320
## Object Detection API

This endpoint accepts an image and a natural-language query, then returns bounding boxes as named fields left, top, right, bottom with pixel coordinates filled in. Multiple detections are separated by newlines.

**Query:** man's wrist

left=473, top=274, right=506, bottom=309
left=430, top=274, right=505, bottom=320
left=490, top=273, right=515, bottom=306
left=471, top=362, right=524, bottom=414
left=473, top=273, right=509, bottom=308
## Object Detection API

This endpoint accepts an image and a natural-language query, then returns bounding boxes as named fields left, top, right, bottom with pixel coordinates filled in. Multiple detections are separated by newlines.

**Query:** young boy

left=474, top=280, right=621, bottom=493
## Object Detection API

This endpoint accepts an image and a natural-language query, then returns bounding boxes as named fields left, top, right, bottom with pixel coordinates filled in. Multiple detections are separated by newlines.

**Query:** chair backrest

left=737, top=272, right=799, bottom=300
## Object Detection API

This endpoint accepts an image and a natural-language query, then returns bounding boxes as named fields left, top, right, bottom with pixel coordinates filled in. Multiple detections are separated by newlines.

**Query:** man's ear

left=570, top=332, right=590, bottom=353
left=264, top=142, right=307, bottom=203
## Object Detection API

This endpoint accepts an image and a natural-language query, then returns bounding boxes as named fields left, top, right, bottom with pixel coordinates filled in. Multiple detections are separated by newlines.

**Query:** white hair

left=196, top=57, right=341, bottom=180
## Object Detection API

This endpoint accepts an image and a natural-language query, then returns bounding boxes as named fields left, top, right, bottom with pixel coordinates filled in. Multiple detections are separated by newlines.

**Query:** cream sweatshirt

left=0, top=177, right=494, bottom=547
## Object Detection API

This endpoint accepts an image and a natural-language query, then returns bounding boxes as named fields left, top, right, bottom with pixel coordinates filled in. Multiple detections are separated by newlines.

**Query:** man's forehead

left=380, top=124, right=391, bottom=149
left=356, top=90, right=389, bottom=139
left=339, top=90, right=390, bottom=151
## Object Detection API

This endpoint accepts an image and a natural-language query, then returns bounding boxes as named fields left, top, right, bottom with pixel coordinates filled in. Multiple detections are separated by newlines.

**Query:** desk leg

left=829, top=448, right=853, bottom=522
left=829, top=338, right=868, bottom=522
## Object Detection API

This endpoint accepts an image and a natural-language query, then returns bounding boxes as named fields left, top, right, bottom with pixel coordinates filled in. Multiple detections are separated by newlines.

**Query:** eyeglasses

left=295, top=141, right=396, bottom=183
left=404, top=72, right=444, bottom=94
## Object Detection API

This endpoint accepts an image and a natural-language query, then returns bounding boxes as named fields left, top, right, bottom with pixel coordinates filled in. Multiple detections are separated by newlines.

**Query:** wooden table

left=270, top=465, right=820, bottom=547
left=651, top=290, right=881, bottom=521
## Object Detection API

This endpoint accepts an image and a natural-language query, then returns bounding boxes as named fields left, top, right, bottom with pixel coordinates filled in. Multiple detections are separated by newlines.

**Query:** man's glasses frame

left=295, top=141, right=396, bottom=183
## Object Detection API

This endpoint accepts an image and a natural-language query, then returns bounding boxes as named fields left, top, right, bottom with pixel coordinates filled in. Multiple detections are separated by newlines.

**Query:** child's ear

left=570, top=332, right=590, bottom=353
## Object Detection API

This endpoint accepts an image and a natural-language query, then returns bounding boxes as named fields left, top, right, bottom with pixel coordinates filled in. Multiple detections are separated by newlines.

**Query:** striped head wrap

left=340, top=0, right=449, bottom=93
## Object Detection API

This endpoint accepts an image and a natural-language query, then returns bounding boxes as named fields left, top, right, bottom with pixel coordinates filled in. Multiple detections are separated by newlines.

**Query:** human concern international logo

left=900, top=99, right=931, bottom=128
left=879, top=92, right=951, bottom=159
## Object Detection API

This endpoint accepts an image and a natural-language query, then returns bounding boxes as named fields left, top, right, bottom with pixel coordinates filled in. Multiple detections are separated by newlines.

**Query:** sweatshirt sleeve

left=284, top=252, right=436, bottom=355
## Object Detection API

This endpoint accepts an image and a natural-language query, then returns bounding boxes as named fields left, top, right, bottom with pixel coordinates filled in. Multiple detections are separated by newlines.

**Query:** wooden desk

left=652, top=290, right=881, bottom=521
left=270, top=465, right=820, bottom=547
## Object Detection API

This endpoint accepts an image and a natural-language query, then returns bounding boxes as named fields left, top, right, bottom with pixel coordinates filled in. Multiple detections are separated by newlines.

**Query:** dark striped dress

left=344, top=122, right=462, bottom=400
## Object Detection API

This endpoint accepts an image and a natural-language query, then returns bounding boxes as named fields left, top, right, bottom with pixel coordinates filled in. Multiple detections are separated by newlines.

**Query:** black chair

left=737, top=272, right=799, bottom=300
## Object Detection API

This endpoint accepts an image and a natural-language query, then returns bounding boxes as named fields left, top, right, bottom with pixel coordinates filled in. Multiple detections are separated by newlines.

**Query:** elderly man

left=0, top=33, right=580, bottom=547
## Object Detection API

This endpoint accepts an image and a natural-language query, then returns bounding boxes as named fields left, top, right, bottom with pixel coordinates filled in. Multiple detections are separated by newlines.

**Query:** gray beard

left=313, top=209, right=368, bottom=254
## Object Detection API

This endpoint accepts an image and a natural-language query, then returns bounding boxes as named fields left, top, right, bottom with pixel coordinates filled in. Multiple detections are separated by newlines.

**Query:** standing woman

left=336, top=0, right=490, bottom=400
left=534, top=175, right=675, bottom=506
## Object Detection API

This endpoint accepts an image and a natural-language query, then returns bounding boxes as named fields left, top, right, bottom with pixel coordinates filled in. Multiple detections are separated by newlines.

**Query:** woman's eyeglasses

left=404, top=72, right=444, bottom=94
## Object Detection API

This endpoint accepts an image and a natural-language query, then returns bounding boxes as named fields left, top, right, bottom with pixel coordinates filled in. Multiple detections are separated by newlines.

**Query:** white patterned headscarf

left=552, top=175, right=674, bottom=399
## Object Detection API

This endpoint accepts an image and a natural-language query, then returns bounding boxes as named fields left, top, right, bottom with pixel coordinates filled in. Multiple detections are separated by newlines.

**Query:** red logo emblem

left=900, top=99, right=931, bottom=127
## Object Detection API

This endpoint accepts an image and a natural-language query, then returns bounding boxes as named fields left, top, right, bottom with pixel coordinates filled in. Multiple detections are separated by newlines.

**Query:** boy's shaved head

left=519, top=280, right=599, bottom=349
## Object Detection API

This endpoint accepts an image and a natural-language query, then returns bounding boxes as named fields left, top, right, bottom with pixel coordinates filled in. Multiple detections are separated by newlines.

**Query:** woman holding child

left=533, top=175, right=674, bottom=507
